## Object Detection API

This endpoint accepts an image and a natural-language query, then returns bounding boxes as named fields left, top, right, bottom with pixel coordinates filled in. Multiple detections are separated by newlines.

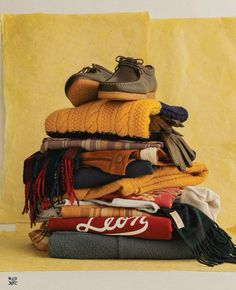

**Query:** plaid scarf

left=40, top=137, right=163, bottom=153
left=155, top=203, right=236, bottom=266
left=23, top=148, right=82, bottom=226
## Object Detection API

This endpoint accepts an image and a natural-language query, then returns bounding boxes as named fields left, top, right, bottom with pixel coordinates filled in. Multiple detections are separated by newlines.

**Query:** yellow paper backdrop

left=0, top=15, right=3, bottom=200
left=0, top=12, right=149, bottom=222
left=1, top=14, right=236, bottom=272
left=148, top=18, right=236, bottom=229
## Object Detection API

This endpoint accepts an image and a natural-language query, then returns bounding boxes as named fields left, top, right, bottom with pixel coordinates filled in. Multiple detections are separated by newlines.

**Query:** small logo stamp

left=8, top=277, right=18, bottom=286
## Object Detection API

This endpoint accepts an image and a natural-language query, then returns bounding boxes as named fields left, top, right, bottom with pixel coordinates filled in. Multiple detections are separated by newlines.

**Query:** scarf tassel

left=35, top=168, right=46, bottom=199
left=192, top=224, right=236, bottom=266
left=23, top=167, right=47, bottom=226
left=22, top=179, right=38, bottom=227
left=22, top=180, right=31, bottom=214
left=64, top=158, right=75, bottom=205
left=23, top=149, right=81, bottom=226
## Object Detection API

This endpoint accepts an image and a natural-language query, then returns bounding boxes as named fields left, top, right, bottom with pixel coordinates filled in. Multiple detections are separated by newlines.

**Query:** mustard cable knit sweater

left=45, top=99, right=162, bottom=139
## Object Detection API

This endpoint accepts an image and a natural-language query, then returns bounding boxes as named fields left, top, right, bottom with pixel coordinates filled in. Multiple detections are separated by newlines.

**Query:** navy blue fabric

left=160, top=102, right=188, bottom=122
left=73, top=160, right=154, bottom=188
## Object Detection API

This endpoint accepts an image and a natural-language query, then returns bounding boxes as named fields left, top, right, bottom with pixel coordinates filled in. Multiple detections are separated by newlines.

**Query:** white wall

left=1, top=0, right=236, bottom=18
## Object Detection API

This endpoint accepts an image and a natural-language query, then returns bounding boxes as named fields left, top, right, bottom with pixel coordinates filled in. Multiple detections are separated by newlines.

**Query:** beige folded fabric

left=179, top=186, right=220, bottom=221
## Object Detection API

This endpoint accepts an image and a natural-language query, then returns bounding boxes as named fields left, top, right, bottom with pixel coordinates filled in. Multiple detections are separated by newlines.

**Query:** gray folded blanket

left=48, top=231, right=193, bottom=259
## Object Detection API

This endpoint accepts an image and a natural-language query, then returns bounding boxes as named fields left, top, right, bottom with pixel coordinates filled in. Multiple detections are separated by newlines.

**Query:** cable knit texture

left=45, top=99, right=162, bottom=138
left=60, top=162, right=208, bottom=201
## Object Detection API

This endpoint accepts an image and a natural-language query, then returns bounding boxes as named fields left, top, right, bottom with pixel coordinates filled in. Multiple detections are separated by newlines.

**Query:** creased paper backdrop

left=0, top=16, right=3, bottom=202
left=0, top=13, right=236, bottom=272
left=1, top=14, right=236, bottom=228
left=0, top=12, right=149, bottom=222
left=148, top=18, right=236, bottom=229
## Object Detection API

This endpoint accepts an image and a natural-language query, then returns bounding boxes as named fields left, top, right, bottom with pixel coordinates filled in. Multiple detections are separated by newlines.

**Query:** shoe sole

left=67, top=78, right=99, bottom=106
left=98, top=90, right=156, bottom=101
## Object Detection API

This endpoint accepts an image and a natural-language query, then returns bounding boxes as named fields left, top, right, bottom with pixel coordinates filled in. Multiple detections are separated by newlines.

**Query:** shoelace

left=78, top=64, right=101, bottom=74
left=115, top=56, right=144, bottom=71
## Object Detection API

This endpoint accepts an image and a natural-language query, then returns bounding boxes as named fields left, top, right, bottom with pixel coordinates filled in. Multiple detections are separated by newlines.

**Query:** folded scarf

left=45, top=99, right=162, bottom=139
left=60, top=205, right=151, bottom=218
left=155, top=203, right=236, bottom=266
left=159, top=102, right=188, bottom=123
left=68, top=162, right=208, bottom=201
left=48, top=231, right=193, bottom=259
left=40, top=137, right=163, bottom=153
left=46, top=216, right=172, bottom=240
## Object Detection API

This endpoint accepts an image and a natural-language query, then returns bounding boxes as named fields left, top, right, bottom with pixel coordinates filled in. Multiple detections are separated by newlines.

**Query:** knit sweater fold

left=45, top=99, right=162, bottom=139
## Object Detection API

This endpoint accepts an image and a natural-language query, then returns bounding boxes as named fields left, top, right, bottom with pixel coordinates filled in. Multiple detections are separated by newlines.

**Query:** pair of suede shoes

left=65, top=56, right=157, bottom=106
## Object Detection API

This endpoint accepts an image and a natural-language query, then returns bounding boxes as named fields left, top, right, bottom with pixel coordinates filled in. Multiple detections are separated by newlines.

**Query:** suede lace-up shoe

left=98, top=56, right=157, bottom=101
left=65, top=64, right=112, bottom=106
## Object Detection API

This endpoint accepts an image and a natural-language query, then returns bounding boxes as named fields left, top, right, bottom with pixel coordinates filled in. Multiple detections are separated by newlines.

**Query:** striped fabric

left=60, top=205, right=150, bottom=218
left=40, top=137, right=163, bottom=153
left=28, top=229, right=52, bottom=251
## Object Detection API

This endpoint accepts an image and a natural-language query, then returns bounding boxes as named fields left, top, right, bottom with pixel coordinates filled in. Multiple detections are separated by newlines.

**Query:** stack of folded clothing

left=23, top=56, right=236, bottom=266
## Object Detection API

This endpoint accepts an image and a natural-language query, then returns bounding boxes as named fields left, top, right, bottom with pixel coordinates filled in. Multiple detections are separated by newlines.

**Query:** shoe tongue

left=119, top=57, right=140, bottom=67
left=116, top=65, right=139, bottom=81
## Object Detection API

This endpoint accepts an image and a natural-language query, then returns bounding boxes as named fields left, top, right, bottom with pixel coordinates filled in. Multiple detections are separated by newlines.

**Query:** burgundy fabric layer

left=47, top=216, right=172, bottom=240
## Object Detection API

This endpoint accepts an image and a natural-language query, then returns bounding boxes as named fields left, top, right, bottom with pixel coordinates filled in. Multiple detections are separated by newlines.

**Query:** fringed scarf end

left=23, top=148, right=81, bottom=225
left=22, top=180, right=31, bottom=215
left=192, top=224, right=236, bottom=266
